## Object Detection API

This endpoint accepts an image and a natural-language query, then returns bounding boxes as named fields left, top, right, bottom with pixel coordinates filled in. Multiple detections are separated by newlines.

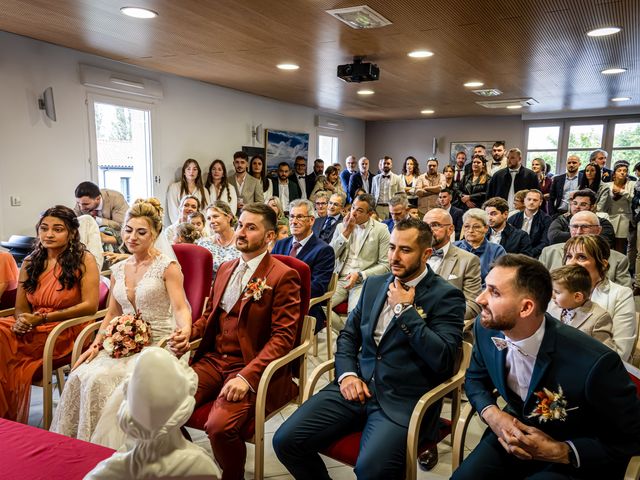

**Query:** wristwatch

left=393, top=303, right=412, bottom=316
left=357, top=272, right=363, bottom=283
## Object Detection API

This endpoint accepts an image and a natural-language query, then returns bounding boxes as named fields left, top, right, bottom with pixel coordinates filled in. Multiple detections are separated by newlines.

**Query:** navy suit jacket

left=465, top=315, right=640, bottom=475
left=486, top=167, right=539, bottom=202
left=549, top=172, right=583, bottom=214
left=333, top=268, right=465, bottom=430
left=508, top=210, right=551, bottom=257
left=449, top=205, right=464, bottom=240
left=348, top=171, right=374, bottom=203
left=272, top=179, right=302, bottom=206
left=312, top=215, right=342, bottom=243
left=272, top=234, right=335, bottom=330
left=487, top=222, right=533, bottom=256
left=340, top=169, right=355, bottom=200
left=382, top=218, right=394, bottom=233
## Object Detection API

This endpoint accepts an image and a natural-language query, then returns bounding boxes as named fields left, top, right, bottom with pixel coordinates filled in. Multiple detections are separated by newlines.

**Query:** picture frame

left=265, top=129, right=310, bottom=175
left=449, top=141, right=501, bottom=165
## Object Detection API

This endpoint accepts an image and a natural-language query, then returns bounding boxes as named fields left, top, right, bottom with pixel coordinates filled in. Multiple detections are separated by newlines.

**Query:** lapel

left=524, top=316, right=556, bottom=405
left=490, top=331, right=509, bottom=398
left=438, top=245, right=458, bottom=279
left=368, top=275, right=394, bottom=345
left=238, top=253, right=275, bottom=321
left=356, top=220, right=374, bottom=256
left=209, top=258, right=239, bottom=312
left=281, top=236, right=293, bottom=255
left=297, top=234, right=317, bottom=259
left=570, top=303, right=593, bottom=329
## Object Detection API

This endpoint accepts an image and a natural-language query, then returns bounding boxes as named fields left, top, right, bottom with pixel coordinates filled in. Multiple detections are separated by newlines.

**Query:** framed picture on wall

left=449, top=141, right=502, bottom=165
left=265, top=129, right=310, bottom=175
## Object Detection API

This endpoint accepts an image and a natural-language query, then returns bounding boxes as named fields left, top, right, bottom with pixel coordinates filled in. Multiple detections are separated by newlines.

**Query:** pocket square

left=447, top=274, right=458, bottom=280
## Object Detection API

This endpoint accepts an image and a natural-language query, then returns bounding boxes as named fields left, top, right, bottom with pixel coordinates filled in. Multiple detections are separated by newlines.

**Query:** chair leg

left=43, top=377, right=53, bottom=430
left=326, top=324, right=334, bottom=382
left=313, top=333, right=318, bottom=357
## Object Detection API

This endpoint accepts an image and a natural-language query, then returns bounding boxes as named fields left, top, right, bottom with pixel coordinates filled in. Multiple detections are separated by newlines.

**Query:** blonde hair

left=206, top=200, right=237, bottom=228
left=126, top=198, right=164, bottom=236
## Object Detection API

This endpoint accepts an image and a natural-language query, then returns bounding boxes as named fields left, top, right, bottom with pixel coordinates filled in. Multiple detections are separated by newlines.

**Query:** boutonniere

left=415, top=306, right=427, bottom=320
left=243, top=277, right=272, bottom=302
left=528, top=386, right=577, bottom=423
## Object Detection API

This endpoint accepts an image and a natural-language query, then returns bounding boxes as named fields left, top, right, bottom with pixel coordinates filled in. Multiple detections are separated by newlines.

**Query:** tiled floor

left=31, top=330, right=485, bottom=479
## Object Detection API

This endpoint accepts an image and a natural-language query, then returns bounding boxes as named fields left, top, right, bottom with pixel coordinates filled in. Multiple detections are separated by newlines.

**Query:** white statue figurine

left=84, top=347, right=221, bottom=479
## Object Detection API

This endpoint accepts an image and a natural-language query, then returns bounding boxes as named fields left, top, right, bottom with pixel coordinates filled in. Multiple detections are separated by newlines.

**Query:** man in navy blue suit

left=549, top=155, right=583, bottom=215
left=274, top=218, right=465, bottom=479
left=312, top=192, right=345, bottom=243
left=508, top=189, right=551, bottom=257
left=272, top=199, right=335, bottom=333
left=453, top=254, right=640, bottom=480
left=348, top=156, right=374, bottom=203
left=340, top=155, right=357, bottom=201
left=484, top=197, right=533, bottom=256
left=382, top=194, right=411, bottom=232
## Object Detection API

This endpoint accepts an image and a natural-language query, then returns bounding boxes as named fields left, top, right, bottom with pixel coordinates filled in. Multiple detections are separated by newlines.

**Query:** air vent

left=476, top=98, right=539, bottom=109
left=326, top=5, right=392, bottom=29
left=472, top=89, right=502, bottom=97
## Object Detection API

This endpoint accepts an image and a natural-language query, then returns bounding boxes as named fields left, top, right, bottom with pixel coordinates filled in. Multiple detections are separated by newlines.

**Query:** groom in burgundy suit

left=178, top=203, right=301, bottom=480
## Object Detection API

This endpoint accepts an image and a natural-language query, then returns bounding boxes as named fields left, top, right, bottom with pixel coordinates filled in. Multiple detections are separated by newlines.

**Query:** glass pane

left=527, top=151, right=557, bottom=175
left=94, top=102, right=152, bottom=202
left=612, top=149, right=640, bottom=166
left=527, top=126, right=560, bottom=150
left=567, top=124, right=603, bottom=149
left=318, top=134, right=339, bottom=165
left=567, top=150, right=593, bottom=164
left=613, top=123, right=640, bottom=148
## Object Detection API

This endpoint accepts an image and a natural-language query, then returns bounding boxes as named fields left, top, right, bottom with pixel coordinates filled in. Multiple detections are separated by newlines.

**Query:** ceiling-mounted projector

left=337, top=57, right=380, bottom=83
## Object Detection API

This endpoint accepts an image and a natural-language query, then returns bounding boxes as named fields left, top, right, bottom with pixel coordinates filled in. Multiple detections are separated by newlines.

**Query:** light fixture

left=408, top=50, right=434, bottom=58
left=464, top=81, right=484, bottom=88
left=587, top=26, right=621, bottom=37
left=601, top=67, right=627, bottom=74
left=326, top=6, right=392, bottom=29
left=120, top=7, right=158, bottom=18
left=277, top=63, right=299, bottom=70
left=506, top=105, right=523, bottom=110
left=357, top=89, right=375, bottom=95
left=420, top=109, right=435, bottom=114
left=612, top=97, right=631, bottom=102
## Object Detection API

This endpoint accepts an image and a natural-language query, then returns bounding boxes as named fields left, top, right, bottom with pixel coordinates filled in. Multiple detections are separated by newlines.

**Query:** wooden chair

left=629, top=313, right=640, bottom=368
left=309, top=272, right=338, bottom=359
left=302, top=341, right=472, bottom=479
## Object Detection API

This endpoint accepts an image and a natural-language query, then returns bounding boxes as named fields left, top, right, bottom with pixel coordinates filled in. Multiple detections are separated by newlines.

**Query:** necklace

left=215, top=233, right=235, bottom=247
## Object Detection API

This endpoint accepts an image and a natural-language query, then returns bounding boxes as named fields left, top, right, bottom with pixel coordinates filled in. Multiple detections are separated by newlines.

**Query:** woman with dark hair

left=442, top=164, right=461, bottom=204
left=166, top=159, right=209, bottom=224
left=250, top=154, right=273, bottom=201
left=309, top=165, right=344, bottom=200
left=457, top=154, right=491, bottom=210
left=531, top=157, right=552, bottom=213
left=580, top=162, right=608, bottom=204
left=205, top=159, right=238, bottom=214
left=402, top=156, right=419, bottom=206
left=0, top=206, right=99, bottom=422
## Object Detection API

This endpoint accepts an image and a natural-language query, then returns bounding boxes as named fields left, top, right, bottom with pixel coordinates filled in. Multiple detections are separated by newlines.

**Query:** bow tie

left=432, top=248, right=444, bottom=258
left=561, top=309, right=576, bottom=324
left=509, top=169, right=519, bottom=173
left=382, top=175, right=390, bottom=179
left=298, top=176, right=305, bottom=179
left=491, top=337, right=529, bottom=356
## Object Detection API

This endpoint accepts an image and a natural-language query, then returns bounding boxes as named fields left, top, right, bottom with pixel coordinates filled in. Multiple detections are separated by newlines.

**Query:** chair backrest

left=172, top=244, right=214, bottom=321
left=271, top=254, right=311, bottom=317
left=0, top=288, right=17, bottom=310
left=98, top=281, right=110, bottom=310
left=624, top=362, right=640, bottom=397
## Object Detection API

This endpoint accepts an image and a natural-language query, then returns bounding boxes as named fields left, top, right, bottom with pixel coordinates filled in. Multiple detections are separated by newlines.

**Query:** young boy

left=548, top=264, right=616, bottom=350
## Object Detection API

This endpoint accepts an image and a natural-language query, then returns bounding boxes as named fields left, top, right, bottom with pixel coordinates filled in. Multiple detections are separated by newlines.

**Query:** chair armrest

left=309, top=291, right=334, bottom=309
left=100, top=269, right=112, bottom=278
left=625, top=456, right=640, bottom=480
left=156, top=335, right=170, bottom=348
left=71, top=321, right=102, bottom=366
left=302, top=358, right=335, bottom=402
left=451, top=398, right=477, bottom=471
left=0, top=308, right=15, bottom=317
left=190, top=338, right=202, bottom=351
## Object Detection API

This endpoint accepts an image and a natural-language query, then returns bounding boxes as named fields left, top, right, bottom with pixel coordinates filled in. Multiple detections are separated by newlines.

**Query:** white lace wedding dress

left=50, top=254, right=177, bottom=444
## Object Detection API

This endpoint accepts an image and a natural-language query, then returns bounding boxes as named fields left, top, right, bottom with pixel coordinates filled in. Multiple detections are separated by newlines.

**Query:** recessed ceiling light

left=506, top=105, right=523, bottom=110
left=277, top=63, right=299, bottom=70
left=587, top=26, right=621, bottom=37
left=120, top=7, right=158, bottom=18
left=612, top=97, right=631, bottom=102
left=420, top=109, right=435, bottom=114
left=464, top=81, right=484, bottom=88
left=357, top=89, right=375, bottom=95
left=408, top=50, right=434, bottom=58
left=601, top=67, right=627, bottom=75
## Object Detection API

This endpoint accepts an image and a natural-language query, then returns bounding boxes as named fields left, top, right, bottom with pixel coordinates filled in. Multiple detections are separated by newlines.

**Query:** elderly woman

left=453, top=208, right=505, bottom=284
left=597, top=160, right=635, bottom=254
left=196, top=201, right=241, bottom=275
left=562, top=234, right=636, bottom=361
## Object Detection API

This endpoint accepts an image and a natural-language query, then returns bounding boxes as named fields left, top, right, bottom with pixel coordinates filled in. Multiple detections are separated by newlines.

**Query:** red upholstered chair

left=172, top=244, right=214, bottom=321
left=0, top=287, right=17, bottom=311
left=185, top=255, right=312, bottom=480
left=303, top=341, right=472, bottom=479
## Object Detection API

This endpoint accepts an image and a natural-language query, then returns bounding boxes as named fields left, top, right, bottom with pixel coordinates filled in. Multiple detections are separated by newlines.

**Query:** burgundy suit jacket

left=192, top=252, right=301, bottom=412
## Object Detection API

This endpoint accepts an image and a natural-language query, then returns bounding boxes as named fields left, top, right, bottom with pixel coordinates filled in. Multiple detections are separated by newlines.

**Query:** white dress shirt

left=504, top=320, right=546, bottom=401
left=341, top=219, right=370, bottom=276
left=296, top=175, right=307, bottom=199
left=427, top=242, right=450, bottom=274
left=278, top=181, right=290, bottom=210
left=521, top=210, right=537, bottom=234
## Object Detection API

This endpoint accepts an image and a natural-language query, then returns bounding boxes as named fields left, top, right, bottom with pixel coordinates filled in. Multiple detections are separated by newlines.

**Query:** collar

left=97, top=197, right=104, bottom=211
left=356, top=218, right=371, bottom=231
left=436, top=242, right=451, bottom=258
left=566, top=172, right=579, bottom=180
left=524, top=209, right=538, bottom=219
left=241, top=249, right=268, bottom=273
left=401, top=264, right=430, bottom=288
left=492, top=223, right=507, bottom=234
left=293, top=231, right=313, bottom=248
left=235, top=173, right=247, bottom=183
left=504, top=319, right=546, bottom=358
left=279, top=179, right=289, bottom=185
left=508, top=166, right=521, bottom=173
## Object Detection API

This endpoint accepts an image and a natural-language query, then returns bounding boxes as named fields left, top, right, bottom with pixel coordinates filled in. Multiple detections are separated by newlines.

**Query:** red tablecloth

left=0, top=419, right=115, bottom=479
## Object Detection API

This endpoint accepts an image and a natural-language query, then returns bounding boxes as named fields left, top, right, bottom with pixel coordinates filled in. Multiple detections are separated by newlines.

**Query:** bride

left=51, top=198, right=192, bottom=445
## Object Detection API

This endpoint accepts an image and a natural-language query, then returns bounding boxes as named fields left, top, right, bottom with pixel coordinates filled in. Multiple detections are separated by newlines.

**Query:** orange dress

left=0, top=251, right=18, bottom=292
left=0, top=267, right=84, bottom=423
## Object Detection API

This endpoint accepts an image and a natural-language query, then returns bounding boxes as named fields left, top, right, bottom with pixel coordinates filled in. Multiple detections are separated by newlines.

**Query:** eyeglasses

left=289, top=214, right=312, bottom=222
left=569, top=224, right=597, bottom=230
left=315, top=201, right=327, bottom=206
left=426, top=223, right=452, bottom=230
left=463, top=224, right=484, bottom=232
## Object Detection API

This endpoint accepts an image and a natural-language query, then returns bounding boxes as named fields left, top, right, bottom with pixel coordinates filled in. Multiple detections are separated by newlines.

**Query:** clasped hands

left=483, top=406, right=570, bottom=464
left=12, top=313, right=43, bottom=335
left=167, top=326, right=191, bottom=357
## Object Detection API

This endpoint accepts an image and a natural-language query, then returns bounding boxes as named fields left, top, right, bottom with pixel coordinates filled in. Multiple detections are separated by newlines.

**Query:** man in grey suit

left=330, top=193, right=390, bottom=319
left=74, top=181, right=129, bottom=230
left=539, top=210, right=632, bottom=288
left=228, top=151, right=264, bottom=213
left=424, top=208, right=482, bottom=322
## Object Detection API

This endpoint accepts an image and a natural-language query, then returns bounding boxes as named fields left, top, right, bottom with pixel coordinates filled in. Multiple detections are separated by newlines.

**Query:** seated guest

left=188, top=211, right=207, bottom=238
left=274, top=218, right=465, bottom=479
left=267, top=196, right=289, bottom=226
left=539, top=210, right=632, bottom=288
left=313, top=192, right=345, bottom=243
left=424, top=208, right=481, bottom=321
left=197, top=202, right=241, bottom=276
left=74, top=181, right=129, bottom=231
left=382, top=194, right=411, bottom=232
left=507, top=189, right=551, bottom=257
left=438, top=188, right=463, bottom=240
left=272, top=199, right=335, bottom=333
left=272, top=162, right=302, bottom=211
left=454, top=209, right=506, bottom=285
left=457, top=154, right=491, bottom=210
left=313, top=191, right=329, bottom=218
left=276, top=220, right=290, bottom=240
left=0, top=251, right=19, bottom=302
left=166, top=158, right=209, bottom=224
left=408, top=205, right=420, bottom=219
left=0, top=206, right=99, bottom=422
left=548, top=189, right=615, bottom=247
left=452, top=254, right=640, bottom=480
left=186, top=203, right=302, bottom=480
left=563, top=234, right=636, bottom=361
left=173, top=222, right=201, bottom=244
left=165, top=195, right=200, bottom=244
left=330, top=194, right=390, bottom=318
left=548, top=264, right=615, bottom=350
left=483, top=197, right=533, bottom=256
left=205, top=159, right=238, bottom=215
left=507, top=189, right=528, bottom=218
left=310, top=166, right=345, bottom=201
left=249, top=153, right=273, bottom=200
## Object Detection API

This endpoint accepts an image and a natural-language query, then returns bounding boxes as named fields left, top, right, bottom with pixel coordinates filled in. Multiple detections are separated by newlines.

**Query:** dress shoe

left=418, top=447, right=439, bottom=471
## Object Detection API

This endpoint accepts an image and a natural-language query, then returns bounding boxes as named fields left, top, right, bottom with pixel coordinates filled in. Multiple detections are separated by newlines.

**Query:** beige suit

left=435, top=244, right=482, bottom=321
left=74, top=188, right=128, bottom=230
left=228, top=173, right=264, bottom=208
left=547, top=300, right=616, bottom=352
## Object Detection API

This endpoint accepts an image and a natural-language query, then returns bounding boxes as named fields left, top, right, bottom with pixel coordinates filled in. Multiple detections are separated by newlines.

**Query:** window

left=567, top=124, right=603, bottom=163
left=526, top=126, right=560, bottom=173
left=318, top=134, right=339, bottom=166
left=88, top=95, right=153, bottom=200
left=612, top=122, right=640, bottom=166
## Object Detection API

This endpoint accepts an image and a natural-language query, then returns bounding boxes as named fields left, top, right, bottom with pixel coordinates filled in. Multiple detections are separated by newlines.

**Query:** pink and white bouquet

left=102, top=312, right=152, bottom=359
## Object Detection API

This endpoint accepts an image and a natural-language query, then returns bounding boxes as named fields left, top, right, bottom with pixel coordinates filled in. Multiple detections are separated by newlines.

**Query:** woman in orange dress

left=0, top=251, right=19, bottom=304
left=0, top=205, right=99, bottom=423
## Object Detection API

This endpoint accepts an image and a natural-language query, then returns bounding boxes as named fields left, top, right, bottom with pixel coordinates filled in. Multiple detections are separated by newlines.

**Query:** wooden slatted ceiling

left=0, top=0, right=637, bottom=120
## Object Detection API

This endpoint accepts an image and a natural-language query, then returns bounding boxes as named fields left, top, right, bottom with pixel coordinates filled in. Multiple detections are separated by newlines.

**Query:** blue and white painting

left=266, top=129, right=310, bottom=173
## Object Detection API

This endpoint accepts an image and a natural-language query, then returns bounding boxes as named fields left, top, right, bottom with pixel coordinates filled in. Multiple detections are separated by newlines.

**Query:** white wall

left=0, top=31, right=365, bottom=239
left=365, top=116, right=525, bottom=171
